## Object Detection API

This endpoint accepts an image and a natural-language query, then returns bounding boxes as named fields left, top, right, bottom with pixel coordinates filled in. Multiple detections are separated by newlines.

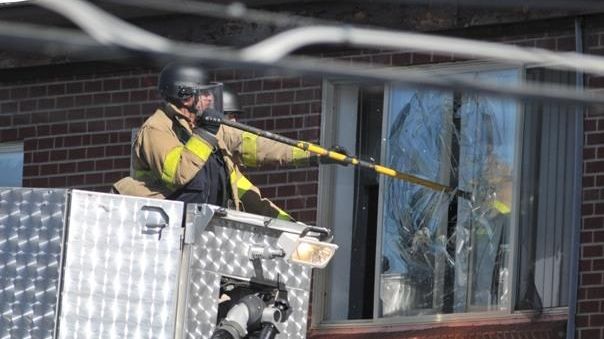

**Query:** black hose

left=258, top=323, right=279, bottom=339
left=210, top=329, right=236, bottom=339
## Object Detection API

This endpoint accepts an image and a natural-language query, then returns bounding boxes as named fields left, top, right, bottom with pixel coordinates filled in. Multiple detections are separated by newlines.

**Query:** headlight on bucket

left=277, top=233, right=338, bottom=269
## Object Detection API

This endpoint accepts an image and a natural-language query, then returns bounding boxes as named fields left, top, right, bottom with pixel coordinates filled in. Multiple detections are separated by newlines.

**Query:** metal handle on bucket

left=138, top=205, right=170, bottom=240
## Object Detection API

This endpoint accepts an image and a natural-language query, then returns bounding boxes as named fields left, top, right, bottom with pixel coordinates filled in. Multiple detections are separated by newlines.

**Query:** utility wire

left=101, top=0, right=604, bottom=78
left=99, top=0, right=329, bottom=28
left=241, top=25, right=604, bottom=77
left=1, top=18, right=601, bottom=106
left=6, top=0, right=603, bottom=105
left=281, top=0, right=604, bottom=12
left=101, top=0, right=604, bottom=27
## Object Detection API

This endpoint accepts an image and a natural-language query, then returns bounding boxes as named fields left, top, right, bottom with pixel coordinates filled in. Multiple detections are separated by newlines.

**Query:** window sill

left=310, top=307, right=568, bottom=336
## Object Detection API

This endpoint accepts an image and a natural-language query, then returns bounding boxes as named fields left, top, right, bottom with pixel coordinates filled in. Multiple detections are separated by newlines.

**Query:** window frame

left=315, top=78, right=362, bottom=323
left=312, top=61, right=574, bottom=329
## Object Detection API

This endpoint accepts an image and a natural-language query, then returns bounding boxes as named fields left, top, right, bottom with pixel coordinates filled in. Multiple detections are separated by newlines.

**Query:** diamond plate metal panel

left=183, top=270, right=220, bottom=338
left=57, top=190, right=185, bottom=339
left=182, top=209, right=312, bottom=339
left=0, top=188, right=68, bottom=339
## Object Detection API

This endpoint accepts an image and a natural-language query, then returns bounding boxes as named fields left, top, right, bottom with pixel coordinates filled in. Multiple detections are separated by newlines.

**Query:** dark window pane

left=516, top=69, right=575, bottom=310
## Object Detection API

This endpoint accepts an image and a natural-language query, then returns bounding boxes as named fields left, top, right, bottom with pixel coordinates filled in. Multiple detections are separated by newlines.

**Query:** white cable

left=37, top=0, right=171, bottom=51
left=102, top=0, right=604, bottom=77
left=242, top=25, right=604, bottom=76
left=11, top=0, right=602, bottom=105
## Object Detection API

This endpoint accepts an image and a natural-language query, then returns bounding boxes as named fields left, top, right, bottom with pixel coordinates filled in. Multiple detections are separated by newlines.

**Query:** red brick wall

left=577, top=26, right=604, bottom=339
left=0, top=69, right=158, bottom=191
left=0, top=66, right=323, bottom=223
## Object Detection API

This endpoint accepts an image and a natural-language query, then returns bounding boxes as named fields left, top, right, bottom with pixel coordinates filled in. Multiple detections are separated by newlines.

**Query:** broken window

left=317, top=67, right=577, bottom=323
left=380, top=69, right=519, bottom=316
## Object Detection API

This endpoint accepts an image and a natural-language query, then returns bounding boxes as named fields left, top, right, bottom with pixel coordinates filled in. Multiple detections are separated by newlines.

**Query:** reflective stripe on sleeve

left=276, top=208, right=292, bottom=221
left=292, top=147, right=310, bottom=166
left=161, top=146, right=184, bottom=187
left=230, top=170, right=253, bottom=199
left=185, top=136, right=213, bottom=161
left=242, top=132, right=258, bottom=167
left=234, top=173, right=254, bottom=199
left=230, top=170, right=238, bottom=186
left=230, top=170, right=292, bottom=221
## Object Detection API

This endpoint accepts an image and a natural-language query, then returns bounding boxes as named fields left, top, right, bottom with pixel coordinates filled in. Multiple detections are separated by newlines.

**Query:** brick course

left=0, top=71, right=149, bottom=190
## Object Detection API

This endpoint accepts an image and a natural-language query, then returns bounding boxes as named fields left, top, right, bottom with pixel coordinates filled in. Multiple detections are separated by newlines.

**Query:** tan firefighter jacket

left=113, top=104, right=313, bottom=221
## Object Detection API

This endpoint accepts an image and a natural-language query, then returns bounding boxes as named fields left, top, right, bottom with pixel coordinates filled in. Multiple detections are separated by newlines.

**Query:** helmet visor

left=195, top=82, right=223, bottom=116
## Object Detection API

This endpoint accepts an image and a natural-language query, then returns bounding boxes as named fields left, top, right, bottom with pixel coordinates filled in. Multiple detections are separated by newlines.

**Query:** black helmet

left=158, top=62, right=208, bottom=104
left=222, top=85, right=243, bottom=114
left=158, top=62, right=224, bottom=114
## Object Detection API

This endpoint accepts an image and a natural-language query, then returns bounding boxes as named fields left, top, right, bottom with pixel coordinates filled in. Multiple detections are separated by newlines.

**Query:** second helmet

left=222, top=85, right=243, bottom=113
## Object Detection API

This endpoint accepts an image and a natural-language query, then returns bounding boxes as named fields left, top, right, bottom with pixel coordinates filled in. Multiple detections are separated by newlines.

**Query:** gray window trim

left=314, top=78, right=361, bottom=325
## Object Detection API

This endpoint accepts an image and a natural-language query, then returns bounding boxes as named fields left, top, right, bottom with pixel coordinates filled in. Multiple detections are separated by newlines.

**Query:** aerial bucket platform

left=0, top=188, right=336, bottom=339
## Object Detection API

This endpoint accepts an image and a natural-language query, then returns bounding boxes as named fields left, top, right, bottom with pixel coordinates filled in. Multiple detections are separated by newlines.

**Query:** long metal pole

left=207, top=116, right=472, bottom=199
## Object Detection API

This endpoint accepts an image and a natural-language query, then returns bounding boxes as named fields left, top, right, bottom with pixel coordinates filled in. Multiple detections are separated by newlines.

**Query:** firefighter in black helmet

left=223, top=85, right=243, bottom=122
left=113, top=62, right=317, bottom=221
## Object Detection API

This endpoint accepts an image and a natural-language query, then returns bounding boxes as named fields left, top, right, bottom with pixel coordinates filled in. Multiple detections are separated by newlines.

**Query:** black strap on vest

left=162, top=104, right=232, bottom=206
left=193, top=127, right=219, bottom=149
left=163, top=103, right=193, bottom=145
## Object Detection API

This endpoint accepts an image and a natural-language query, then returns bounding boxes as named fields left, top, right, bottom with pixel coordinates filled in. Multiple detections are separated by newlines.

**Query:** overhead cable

left=100, top=0, right=604, bottom=27
left=102, top=0, right=604, bottom=77
left=0, top=20, right=599, bottom=106
left=100, top=0, right=328, bottom=28
left=16, top=0, right=603, bottom=105
left=241, top=25, right=604, bottom=77
left=285, top=0, right=604, bottom=12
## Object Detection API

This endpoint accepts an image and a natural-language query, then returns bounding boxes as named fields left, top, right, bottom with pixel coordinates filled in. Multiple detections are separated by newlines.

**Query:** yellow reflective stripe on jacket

left=492, top=200, right=511, bottom=215
left=161, top=146, right=184, bottom=187
left=160, top=137, right=213, bottom=187
left=230, top=171, right=293, bottom=221
left=292, top=147, right=309, bottom=166
left=230, top=171, right=254, bottom=199
left=242, top=132, right=258, bottom=167
left=185, top=136, right=213, bottom=162
left=276, top=207, right=292, bottom=221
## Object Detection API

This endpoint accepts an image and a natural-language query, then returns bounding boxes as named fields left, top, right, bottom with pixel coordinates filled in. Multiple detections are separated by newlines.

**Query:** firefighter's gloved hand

left=320, top=145, right=350, bottom=166
left=196, top=108, right=223, bottom=134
